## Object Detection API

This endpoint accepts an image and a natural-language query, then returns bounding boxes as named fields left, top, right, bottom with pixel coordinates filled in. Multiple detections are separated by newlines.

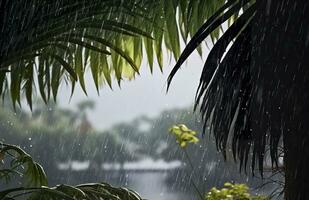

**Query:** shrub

left=205, top=183, right=268, bottom=200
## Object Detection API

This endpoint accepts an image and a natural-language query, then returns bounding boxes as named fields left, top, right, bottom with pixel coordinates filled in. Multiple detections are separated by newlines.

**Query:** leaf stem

left=183, top=148, right=204, bottom=200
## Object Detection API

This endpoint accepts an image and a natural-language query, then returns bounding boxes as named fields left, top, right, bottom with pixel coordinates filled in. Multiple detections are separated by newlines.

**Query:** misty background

left=1, top=50, right=279, bottom=200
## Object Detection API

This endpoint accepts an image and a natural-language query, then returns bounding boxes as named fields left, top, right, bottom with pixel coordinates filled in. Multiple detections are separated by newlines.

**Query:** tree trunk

left=284, top=127, right=309, bottom=200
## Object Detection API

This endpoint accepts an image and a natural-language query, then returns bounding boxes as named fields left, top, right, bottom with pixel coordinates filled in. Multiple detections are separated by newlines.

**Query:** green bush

left=0, top=143, right=143, bottom=200
left=205, top=183, right=268, bottom=200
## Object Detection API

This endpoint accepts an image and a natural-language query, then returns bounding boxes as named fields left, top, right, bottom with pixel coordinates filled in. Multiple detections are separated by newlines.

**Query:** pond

left=119, top=171, right=193, bottom=200
left=52, top=160, right=194, bottom=200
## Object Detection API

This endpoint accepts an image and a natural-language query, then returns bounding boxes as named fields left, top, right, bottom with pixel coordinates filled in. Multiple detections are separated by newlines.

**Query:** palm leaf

left=0, top=0, right=228, bottom=104
left=167, top=0, right=253, bottom=89
left=168, top=0, right=261, bottom=173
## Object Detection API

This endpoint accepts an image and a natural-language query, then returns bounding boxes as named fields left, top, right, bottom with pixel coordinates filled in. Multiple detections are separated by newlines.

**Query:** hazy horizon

left=57, top=51, right=206, bottom=131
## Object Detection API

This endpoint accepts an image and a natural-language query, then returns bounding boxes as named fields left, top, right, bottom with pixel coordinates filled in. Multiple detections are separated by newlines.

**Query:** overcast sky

left=58, top=51, right=206, bottom=131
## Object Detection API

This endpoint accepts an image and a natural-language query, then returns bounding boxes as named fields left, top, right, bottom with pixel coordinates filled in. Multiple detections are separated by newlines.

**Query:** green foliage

left=166, top=0, right=263, bottom=173
left=0, top=102, right=275, bottom=198
left=169, top=124, right=199, bottom=148
left=205, top=183, right=268, bottom=200
left=0, top=0, right=227, bottom=106
left=169, top=124, right=204, bottom=200
left=0, top=100, right=135, bottom=165
left=0, top=143, right=48, bottom=187
left=0, top=143, right=143, bottom=200
left=168, top=124, right=269, bottom=200
left=0, top=182, right=143, bottom=200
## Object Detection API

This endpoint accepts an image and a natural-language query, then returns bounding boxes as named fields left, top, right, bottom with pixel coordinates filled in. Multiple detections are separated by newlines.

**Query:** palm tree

left=168, top=0, right=309, bottom=199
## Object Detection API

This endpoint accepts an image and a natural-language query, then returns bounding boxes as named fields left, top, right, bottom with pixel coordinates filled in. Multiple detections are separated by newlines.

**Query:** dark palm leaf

left=167, top=0, right=267, bottom=173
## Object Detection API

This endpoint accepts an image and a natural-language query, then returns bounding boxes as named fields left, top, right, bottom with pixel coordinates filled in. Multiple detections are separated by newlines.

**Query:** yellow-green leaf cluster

left=205, top=183, right=269, bottom=200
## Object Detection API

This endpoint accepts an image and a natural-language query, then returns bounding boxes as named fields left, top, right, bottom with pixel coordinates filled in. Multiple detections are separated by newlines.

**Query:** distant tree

left=0, top=101, right=133, bottom=170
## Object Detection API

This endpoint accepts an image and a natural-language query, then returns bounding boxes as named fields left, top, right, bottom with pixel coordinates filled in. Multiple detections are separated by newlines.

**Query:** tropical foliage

left=0, top=100, right=135, bottom=176
left=168, top=124, right=270, bottom=200
left=0, top=143, right=48, bottom=187
left=3, top=0, right=305, bottom=198
left=0, top=103, right=143, bottom=200
left=0, top=104, right=270, bottom=200
left=0, top=0, right=227, bottom=108
left=0, top=143, right=142, bottom=200
left=168, top=0, right=309, bottom=198
left=205, top=183, right=268, bottom=200
left=0, top=102, right=275, bottom=194
left=169, top=124, right=199, bottom=148
left=167, top=0, right=258, bottom=172
left=0, top=181, right=143, bottom=200
left=1, top=176, right=143, bottom=200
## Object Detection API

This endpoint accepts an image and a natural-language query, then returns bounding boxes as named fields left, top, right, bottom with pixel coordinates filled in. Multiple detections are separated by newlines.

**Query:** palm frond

left=0, top=0, right=228, bottom=106
left=167, top=0, right=253, bottom=88
left=167, top=0, right=269, bottom=173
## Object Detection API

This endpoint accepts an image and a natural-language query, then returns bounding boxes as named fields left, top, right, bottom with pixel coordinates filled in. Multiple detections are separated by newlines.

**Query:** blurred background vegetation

left=0, top=98, right=277, bottom=198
